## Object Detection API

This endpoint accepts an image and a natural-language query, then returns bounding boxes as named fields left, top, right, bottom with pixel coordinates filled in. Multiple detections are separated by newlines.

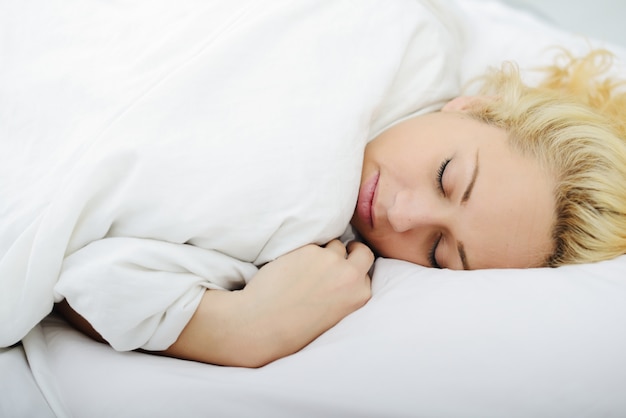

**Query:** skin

left=351, top=97, right=556, bottom=270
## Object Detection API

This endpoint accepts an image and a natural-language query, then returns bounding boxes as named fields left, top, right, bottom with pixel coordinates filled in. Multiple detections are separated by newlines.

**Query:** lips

left=355, top=172, right=379, bottom=228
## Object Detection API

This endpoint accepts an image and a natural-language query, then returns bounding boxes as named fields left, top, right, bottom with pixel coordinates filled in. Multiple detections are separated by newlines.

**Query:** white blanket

left=4, top=1, right=626, bottom=417
left=0, top=0, right=461, bottom=350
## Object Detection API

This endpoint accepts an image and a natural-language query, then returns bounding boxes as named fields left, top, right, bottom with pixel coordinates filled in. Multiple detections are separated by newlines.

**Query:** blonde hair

left=468, top=49, right=626, bottom=266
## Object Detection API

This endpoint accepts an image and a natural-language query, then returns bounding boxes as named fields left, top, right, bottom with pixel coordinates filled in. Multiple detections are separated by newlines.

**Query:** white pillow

left=38, top=255, right=626, bottom=417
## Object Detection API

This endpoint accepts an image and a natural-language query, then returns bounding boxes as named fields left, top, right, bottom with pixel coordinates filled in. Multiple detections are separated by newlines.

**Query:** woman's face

left=351, top=99, right=555, bottom=270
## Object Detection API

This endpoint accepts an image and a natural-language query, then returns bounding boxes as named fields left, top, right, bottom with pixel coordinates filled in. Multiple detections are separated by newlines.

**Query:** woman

left=58, top=50, right=626, bottom=367
left=353, top=49, right=626, bottom=270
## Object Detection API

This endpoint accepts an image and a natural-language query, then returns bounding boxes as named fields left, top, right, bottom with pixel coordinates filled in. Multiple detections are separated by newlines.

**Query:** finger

left=346, top=241, right=374, bottom=272
left=324, top=239, right=348, bottom=257
left=346, top=240, right=367, bottom=253
left=346, top=240, right=372, bottom=256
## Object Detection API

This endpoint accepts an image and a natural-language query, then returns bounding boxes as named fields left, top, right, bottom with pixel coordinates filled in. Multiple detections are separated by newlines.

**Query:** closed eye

left=436, top=158, right=451, bottom=196
left=428, top=233, right=443, bottom=269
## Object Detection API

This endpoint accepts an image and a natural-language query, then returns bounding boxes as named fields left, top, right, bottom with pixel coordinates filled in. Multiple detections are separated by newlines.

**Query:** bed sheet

left=4, top=0, right=626, bottom=417
left=0, top=345, right=55, bottom=418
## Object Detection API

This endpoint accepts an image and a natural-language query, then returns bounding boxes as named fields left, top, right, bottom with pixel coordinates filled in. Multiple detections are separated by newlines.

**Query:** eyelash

left=436, top=158, right=451, bottom=196
left=428, top=233, right=443, bottom=269
left=429, top=158, right=451, bottom=268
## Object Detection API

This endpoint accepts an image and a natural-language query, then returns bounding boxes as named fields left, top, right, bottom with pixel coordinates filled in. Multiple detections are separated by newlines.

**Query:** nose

left=386, top=189, right=447, bottom=233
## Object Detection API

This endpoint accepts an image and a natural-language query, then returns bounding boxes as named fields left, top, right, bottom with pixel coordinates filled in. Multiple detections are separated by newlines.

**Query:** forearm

left=56, top=290, right=297, bottom=368
left=161, top=289, right=298, bottom=368
left=56, top=240, right=373, bottom=368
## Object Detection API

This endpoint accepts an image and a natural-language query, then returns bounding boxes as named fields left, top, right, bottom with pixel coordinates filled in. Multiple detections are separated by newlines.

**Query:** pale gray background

left=477, top=0, right=626, bottom=47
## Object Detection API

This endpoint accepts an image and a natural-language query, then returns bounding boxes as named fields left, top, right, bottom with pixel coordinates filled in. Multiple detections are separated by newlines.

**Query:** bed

left=2, top=1, right=626, bottom=417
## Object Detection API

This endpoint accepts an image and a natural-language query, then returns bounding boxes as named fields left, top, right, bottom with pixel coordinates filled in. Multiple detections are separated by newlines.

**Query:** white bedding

left=2, top=0, right=626, bottom=417
left=1, top=0, right=460, bottom=351
left=39, top=256, right=626, bottom=417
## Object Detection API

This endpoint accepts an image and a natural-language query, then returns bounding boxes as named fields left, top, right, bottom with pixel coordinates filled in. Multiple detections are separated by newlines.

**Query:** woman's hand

left=164, top=240, right=374, bottom=367
left=241, top=239, right=374, bottom=363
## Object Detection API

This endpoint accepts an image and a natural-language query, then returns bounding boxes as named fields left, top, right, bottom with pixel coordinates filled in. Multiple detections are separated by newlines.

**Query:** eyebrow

left=462, top=151, right=480, bottom=203
left=458, top=151, right=480, bottom=270
left=458, top=242, right=469, bottom=270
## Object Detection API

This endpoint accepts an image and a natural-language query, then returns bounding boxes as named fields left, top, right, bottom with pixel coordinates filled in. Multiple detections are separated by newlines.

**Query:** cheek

left=369, top=134, right=420, bottom=163
left=362, top=229, right=421, bottom=264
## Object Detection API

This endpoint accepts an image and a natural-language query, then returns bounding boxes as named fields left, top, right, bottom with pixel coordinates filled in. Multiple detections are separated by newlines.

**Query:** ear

left=441, top=96, right=479, bottom=113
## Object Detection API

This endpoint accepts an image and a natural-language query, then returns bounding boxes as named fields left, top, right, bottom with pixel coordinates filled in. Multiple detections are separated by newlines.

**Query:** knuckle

left=361, top=244, right=375, bottom=259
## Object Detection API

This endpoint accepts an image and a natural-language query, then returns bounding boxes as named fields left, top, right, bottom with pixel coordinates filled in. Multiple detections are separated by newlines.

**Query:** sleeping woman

left=57, top=49, right=626, bottom=367
left=2, top=0, right=626, bottom=369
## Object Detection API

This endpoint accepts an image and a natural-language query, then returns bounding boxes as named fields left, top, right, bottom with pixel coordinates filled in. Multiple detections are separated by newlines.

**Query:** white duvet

left=1, top=0, right=461, bottom=350
left=3, top=1, right=626, bottom=417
